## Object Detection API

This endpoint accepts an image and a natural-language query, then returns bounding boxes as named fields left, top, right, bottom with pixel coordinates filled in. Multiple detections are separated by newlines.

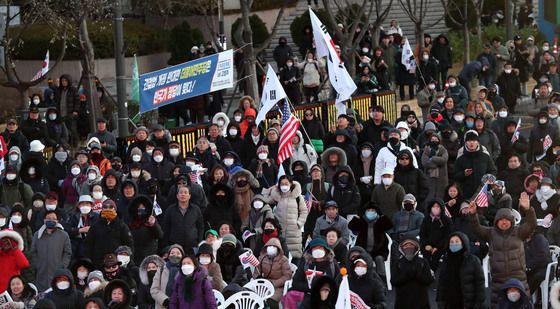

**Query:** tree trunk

left=78, top=18, right=101, bottom=133
left=463, top=22, right=470, bottom=64
left=18, top=87, right=28, bottom=109
left=416, top=24, right=425, bottom=51
left=240, top=0, right=259, bottom=103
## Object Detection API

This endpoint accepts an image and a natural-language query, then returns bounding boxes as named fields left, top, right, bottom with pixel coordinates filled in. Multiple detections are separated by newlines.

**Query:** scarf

left=536, top=189, right=556, bottom=211
left=234, top=185, right=253, bottom=223
left=256, top=159, right=270, bottom=179
left=360, top=155, right=373, bottom=176
left=182, top=274, right=194, bottom=302
left=165, top=262, right=180, bottom=296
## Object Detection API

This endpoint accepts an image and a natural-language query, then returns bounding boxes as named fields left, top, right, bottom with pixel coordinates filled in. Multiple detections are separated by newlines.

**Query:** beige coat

left=253, top=238, right=292, bottom=301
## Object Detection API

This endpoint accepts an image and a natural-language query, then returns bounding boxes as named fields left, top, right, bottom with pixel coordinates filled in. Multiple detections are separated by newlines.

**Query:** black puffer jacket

left=329, top=166, right=361, bottom=216
left=420, top=199, right=453, bottom=251
left=128, top=195, right=164, bottom=265
left=85, top=216, right=135, bottom=268
left=203, top=183, right=241, bottom=232
left=436, top=232, right=486, bottom=309
left=454, top=145, right=497, bottom=198
left=394, top=149, right=430, bottom=208
left=348, top=206, right=393, bottom=260
left=346, top=252, right=387, bottom=308
left=44, top=268, right=85, bottom=309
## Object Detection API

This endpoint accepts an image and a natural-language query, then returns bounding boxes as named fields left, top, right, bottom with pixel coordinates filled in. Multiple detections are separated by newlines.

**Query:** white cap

left=78, top=195, right=94, bottom=203
left=381, top=167, right=394, bottom=176
left=29, top=140, right=45, bottom=152
left=396, top=121, right=409, bottom=131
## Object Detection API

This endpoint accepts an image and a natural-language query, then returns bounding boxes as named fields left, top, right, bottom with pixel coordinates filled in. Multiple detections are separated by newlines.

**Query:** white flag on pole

left=401, top=38, right=416, bottom=71
left=309, top=8, right=356, bottom=116
left=335, top=272, right=351, bottom=309
left=256, top=65, right=287, bottom=127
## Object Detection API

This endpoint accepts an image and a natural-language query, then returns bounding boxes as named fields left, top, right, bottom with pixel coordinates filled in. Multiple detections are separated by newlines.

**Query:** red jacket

left=0, top=230, right=29, bottom=293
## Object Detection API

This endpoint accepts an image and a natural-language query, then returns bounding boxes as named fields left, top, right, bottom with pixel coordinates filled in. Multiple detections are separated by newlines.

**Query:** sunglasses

left=305, top=113, right=313, bottom=116
left=399, top=157, right=410, bottom=161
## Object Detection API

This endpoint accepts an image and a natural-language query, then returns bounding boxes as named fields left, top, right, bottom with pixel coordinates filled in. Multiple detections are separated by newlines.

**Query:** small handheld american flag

left=239, top=251, right=260, bottom=269
left=474, top=183, right=489, bottom=208
left=510, top=118, right=521, bottom=144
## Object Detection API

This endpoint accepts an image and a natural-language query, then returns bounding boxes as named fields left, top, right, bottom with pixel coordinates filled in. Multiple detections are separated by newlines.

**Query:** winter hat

left=388, top=128, right=401, bottom=137
left=167, top=244, right=185, bottom=256
left=307, top=236, right=331, bottom=251
left=431, top=131, right=442, bottom=142
left=89, top=143, right=101, bottom=150
left=134, top=126, right=149, bottom=135
left=29, top=140, right=45, bottom=152
left=87, top=270, right=106, bottom=283
left=115, top=246, right=133, bottom=256
left=102, top=199, right=116, bottom=209
left=424, top=121, right=437, bottom=132
left=222, top=234, right=237, bottom=246
left=130, top=147, right=142, bottom=157
left=78, top=195, right=94, bottom=204
left=464, top=130, right=479, bottom=142
left=196, top=244, right=214, bottom=257
left=396, top=121, right=409, bottom=131
left=205, top=229, right=219, bottom=238
left=403, top=194, right=416, bottom=202
left=381, top=167, right=394, bottom=176
left=267, top=127, right=279, bottom=136
left=103, top=254, right=120, bottom=267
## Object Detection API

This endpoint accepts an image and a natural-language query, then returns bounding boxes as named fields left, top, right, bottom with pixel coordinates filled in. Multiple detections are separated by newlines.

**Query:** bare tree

left=321, top=0, right=392, bottom=77
left=0, top=1, right=67, bottom=108
left=399, top=0, right=445, bottom=51
left=441, top=0, right=470, bottom=63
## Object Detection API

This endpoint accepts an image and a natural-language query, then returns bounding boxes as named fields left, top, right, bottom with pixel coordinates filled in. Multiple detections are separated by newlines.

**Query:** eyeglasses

left=102, top=205, right=115, bottom=210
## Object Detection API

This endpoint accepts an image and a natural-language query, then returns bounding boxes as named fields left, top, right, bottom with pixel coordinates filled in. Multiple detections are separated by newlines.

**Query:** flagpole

left=282, top=97, right=320, bottom=154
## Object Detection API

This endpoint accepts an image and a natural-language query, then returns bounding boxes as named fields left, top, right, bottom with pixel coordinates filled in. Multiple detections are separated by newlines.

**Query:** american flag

left=544, top=134, right=553, bottom=151
left=31, top=50, right=49, bottom=82
left=510, top=118, right=521, bottom=144
left=304, top=192, right=313, bottom=210
left=277, top=100, right=300, bottom=165
left=239, top=251, right=260, bottom=268
left=474, top=183, right=489, bottom=208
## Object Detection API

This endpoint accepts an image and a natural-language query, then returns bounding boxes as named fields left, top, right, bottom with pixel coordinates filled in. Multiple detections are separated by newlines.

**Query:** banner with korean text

left=139, top=49, right=234, bottom=113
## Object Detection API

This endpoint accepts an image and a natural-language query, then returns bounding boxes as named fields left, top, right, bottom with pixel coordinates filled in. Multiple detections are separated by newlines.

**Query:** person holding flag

left=528, top=110, right=559, bottom=163
left=345, top=255, right=387, bottom=308
left=126, top=194, right=163, bottom=265
left=299, top=275, right=338, bottom=309
left=496, top=118, right=528, bottom=172
left=397, top=38, right=417, bottom=101
left=466, top=191, right=536, bottom=307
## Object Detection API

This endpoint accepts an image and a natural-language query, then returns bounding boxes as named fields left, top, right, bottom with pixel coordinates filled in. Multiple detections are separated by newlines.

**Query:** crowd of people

left=3, top=11, right=560, bottom=309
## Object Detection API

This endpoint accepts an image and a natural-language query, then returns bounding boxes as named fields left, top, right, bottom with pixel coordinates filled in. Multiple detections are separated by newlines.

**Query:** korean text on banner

left=139, top=49, right=234, bottom=113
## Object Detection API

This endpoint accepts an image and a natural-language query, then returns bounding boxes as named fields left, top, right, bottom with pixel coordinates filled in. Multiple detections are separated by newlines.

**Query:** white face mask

left=56, top=281, right=70, bottom=290
left=0, top=218, right=6, bottom=226
left=77, top=271, right=88, bottom=280
left=224, top=158, right=234, bottom=166
left=428, top=84, right=436, bottom=90
left=541, top=186, right=552, bottom=194
left=10, top=215, right=22, bottom=224
left=382, top=177, right=393, bottom=186
left=437, top=97, right=445, bottom=103
left=498, top=111, right=508, bottom=118
left=9, top=154, right=18, bottom=162
left=504, top=69, right=512, bottom=74
left=169, top=148, right=180, bottom=157
left=131, top=170, right=141, bottom=178
left=88, top=280, right=101, bottom=290
left=539, top=118, right=548, bottom=125
left=258, top=153, right=268, bottom=160
left=400, top=131, right=409, bottom=140
left=6, top=174, right=16, bottom=181
left=234, top=115, right=242, bottom=122
left=132, top=155, right=141, bottom=162
left=361, top=149, right=372, bottom=158
left=154, top=155, right=164, bottom=163
left=354, top=266, right=367, bottom=276
left=362, top=48, right=369, bottom=53
left=146, top=149, right=153, bottom=156
left=253, top=201, right=264, bottom=209
left=360, top=176, right=372, bottom=184
left=267, top=246, right=278, bottom=257
left=185, top=161, right=195, bottom=167
left=48, top=114, right=57, bottom=121
left=33, top=200, right=44, bottom=208
left=199, top=257, right=211, bottom=265
left=312, top=249, right=326, bottom=259
left=80, top=206, right=92, bottom=215
left=28, top=167, right=36, bottom=175
left=216, top=120, right=225, bottom=127
left=46, top=204, right=57, bottom=211
left=423, top=55, right=429, bottom=61
left=448, top=82, right=457, bottom=87
left=453, top=115, right=465, bottom=122
left=33, top=98, right=40, bottom=105
left=71, top=167, right=81, bottom=176
left=229, top=129, right=238, bottom=136
left=92, top=191, right=103, bottom=200
left=543, top=46, right=550, bottom=51
left=280, top=185, right=290, bottom=193
left=181, top=264, right=195, bottom=275
left=88, top=173, right=97, bottom=181
left=117, top=255, right=130, bottom=266
left=507, top=291, right=521, bottom=302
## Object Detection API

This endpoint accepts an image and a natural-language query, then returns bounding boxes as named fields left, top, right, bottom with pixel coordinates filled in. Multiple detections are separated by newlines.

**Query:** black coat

left=496, top=71, right=521, bottom=107
left=391, top=254, right=434, bottom=309
left=437, top=232, right=486, bottom=309
left=203, top=183, right=241, bottom=232
left=300, top=119, right=325, bottom=142
left=1, top=130, right=29, bottom=154
left=20, top=118, right=48, bottom=144
left=347, top=260, right=387, bottom=308
left=62, top=211, right=99, bottom=259
left=45, top=269, right=85, bottom=309
left=419, top=214, right=452, bottom=250
left=497, top=131, right=529, bottom=172
left=44, top=157, right=69, bottom=196
left=128, top=195, right=164, bottom=265
left=528, top=122, right=559, bottom=164
left=432, top=36, right=453, bottom=70
left=394, top=163, right=430, bottom=208
left=240, top=135, right=264, bottom=167
left=216, top=242, right=244, bottom=283
left=85, top=217, right=134, bottom=268
left=162, top=203, right=204, bottom=254
left=453, top=146, right=497, bottom=199
left=498, top=167, right=529, bottom=208
left=329, top=167, right=361, bottom=216
left=348, top=215, right=393, bottom=259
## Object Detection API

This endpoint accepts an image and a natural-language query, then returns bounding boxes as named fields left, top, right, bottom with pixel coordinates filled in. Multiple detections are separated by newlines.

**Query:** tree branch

left=255, top=1, right=286, bottom=54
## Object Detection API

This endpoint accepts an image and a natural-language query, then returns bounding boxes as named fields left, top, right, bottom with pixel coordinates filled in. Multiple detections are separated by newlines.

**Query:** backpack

left=303, top=61, right=323, bottom=83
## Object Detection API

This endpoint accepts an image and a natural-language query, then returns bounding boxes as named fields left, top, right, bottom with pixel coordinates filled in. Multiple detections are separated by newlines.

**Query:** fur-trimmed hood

left=0, top=229, right=24, bottom=251
left=138, top=254, right=165, bottom=286
left=227, top=168, right=260, bottom=189
left=321, top=146, right=348, bottom=167
left=212, top=112, right=230, bottom=136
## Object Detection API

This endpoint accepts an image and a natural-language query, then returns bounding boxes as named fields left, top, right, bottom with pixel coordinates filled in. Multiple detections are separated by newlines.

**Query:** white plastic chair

left=384, top=233, right=392, bottom=291
left=213, top=289, right=225, bottom=306
left=482, top=254, right=490, bottom=288
left=218, top=291, right=265, bottom=309
left=244, top=278, right=275, bottom=300
left=283, top=279, right=292, bottom=296
left=537, top=245, right=560, bottom=309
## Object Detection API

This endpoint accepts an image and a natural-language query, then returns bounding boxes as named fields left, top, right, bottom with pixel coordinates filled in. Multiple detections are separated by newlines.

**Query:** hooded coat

left=211, top=112, right=230, bottom=137
left=128, top=195, right=164, bottom=264
left=137, top=255, right=165, bottom=309
left=104, top=279, right=134, bottom=309
left=496, top=278, right=534, bottom=309
left=329, top=166, right=361, bottom=216
left=346, top=252, right=387, bottom=308
left=262, top=181, right=308, bottom=258
left=44, top=269, right=85, bottom=309
left=20, top=157, right=50, bottom=194
left=291, top=238, right=339, bottom=293
left=374, top=141, right=418, bottom=184
left=0, top=230, right=28, bottom=293
left=290, top=131, right=319, bottom=169
left=228, top=168, right=260, bottom=225
left=30, top=222, right=72, bottom=291
left=168, top=267, right=216, bottom=309
left=85, top=215, right=134, bottom=269
left=454, top=144, right=497, bottom=198
left=299, top=275, right=338, bottom=309
left=203, top=183, right=241, bottom=233
left=470, top=207, right=537, bottom=306
left=254, top=238, right=292, bottom=301
left=0, top=168, right=34, bottom=210
left=321, top=147, right=348, bottom=183
left=394, top=149, right=430, bottom=208
left=436, top=232, right=486, bottom=309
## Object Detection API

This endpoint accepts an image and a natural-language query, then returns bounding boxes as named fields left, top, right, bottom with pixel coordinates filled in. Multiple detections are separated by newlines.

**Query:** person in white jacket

left=291, top=131, right=318, bottom=169
left=374, top=128, right=418, bottom=184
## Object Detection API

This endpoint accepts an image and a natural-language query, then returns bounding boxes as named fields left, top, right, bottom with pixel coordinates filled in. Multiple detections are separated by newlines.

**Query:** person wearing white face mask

left=347, top=257, right=386, bottom=308
left=248, top=145, right=278, bottom=188
left=261, top=176, right=308, bottom=260
left=70, top=258, right=94, bottom=292
left=45, top=107, right=70, bottom=147
left=1, top=165, right=34, bottom=210
left=211, top=112, right=230, bottom=137
left=496, top=278, right=533, bottom=308
left=253, top=238, right=292, bottom=304
left=20, top=160, right=50, bottom=195
left=167, top=141, right=185, bottom=165
left=445, top=75, right=469, bottom=109
left=62, top=195, right=95, bottom=257
left=61, top=161, right=89, bottom=211
left=195, top=243, right=225, bottom=291
left=371, top=168, right=406, bottom=222
left=7, top=204, right=31, bottom=248
left=143, top=148, right=175, bottom=187
left=44, top=269, right=85, bottom=307
left=225, top=124, right=243, bottom=156
left=290, top=237, right=339, bottom=294
left=242, top=194, right=274, bottom=244
left=496, top=62, right=521, bottom=113
left=169, top=255, right=217, bottom=308
left=83, top=270, right=108, bottom=299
